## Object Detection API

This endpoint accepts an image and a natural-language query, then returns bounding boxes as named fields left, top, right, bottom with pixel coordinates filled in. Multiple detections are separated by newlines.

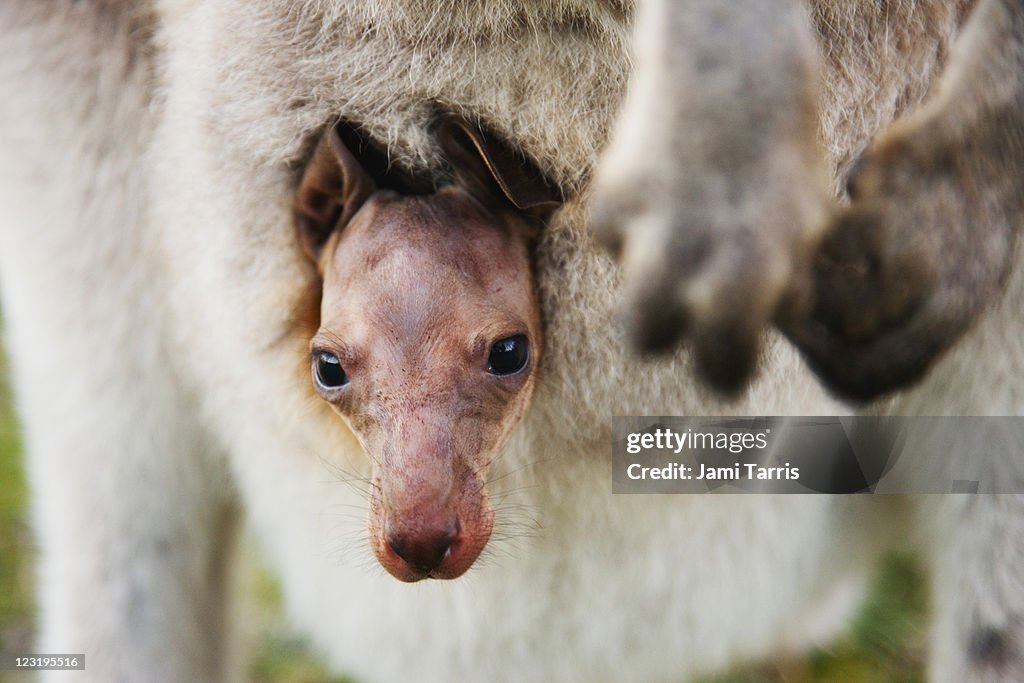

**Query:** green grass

left=0, top=320, right=33, bottom=665
left=247, top=560, right=355, bottom=683
left=0, top=320, right=926, bottom=682
left=699, top=553, right=927, bottom=683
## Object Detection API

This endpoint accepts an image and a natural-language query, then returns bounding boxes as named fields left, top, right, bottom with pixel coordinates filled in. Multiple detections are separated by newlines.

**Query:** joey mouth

left=368, top=488, right=496, bottom=582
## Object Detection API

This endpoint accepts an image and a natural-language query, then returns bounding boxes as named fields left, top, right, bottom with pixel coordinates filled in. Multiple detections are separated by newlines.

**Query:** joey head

left=294, top=117, right=561, bottom=581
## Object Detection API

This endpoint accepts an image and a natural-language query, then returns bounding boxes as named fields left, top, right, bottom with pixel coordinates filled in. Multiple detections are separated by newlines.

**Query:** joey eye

left=314, top=351, right=348, bottom=389
left=487, top=335, right=529, bottom=376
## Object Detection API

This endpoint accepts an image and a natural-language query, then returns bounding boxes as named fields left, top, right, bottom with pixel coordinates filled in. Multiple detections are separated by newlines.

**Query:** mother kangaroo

left=0, top=1, right=1022, bottom=682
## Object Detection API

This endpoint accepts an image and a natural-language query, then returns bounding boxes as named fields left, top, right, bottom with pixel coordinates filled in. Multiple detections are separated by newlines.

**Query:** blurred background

left=0, top=313, right=929, bottom=683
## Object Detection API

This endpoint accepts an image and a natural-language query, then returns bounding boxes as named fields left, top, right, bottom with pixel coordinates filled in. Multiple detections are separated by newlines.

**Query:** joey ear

left=294, top=123, right=377, bottom=264
left=437, top=115, right=564, bottom=214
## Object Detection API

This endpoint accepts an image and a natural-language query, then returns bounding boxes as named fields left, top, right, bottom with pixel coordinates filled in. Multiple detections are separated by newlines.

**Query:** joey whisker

left=485, top=456, right=552, bottom=487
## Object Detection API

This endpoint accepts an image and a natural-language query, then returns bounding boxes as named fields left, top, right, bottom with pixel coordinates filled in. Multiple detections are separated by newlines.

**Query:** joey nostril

left=385, top=520, right=459, bottom=573
left=386, top=532, right=403, bottom=559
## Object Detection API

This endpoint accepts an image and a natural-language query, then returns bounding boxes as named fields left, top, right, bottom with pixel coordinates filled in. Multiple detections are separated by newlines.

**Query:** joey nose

left=386, top=520, right=459, bottom=573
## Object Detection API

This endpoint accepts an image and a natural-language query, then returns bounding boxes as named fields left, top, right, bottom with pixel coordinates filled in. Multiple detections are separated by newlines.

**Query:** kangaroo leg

left=589, top=0, right=830, bottom=395
left=784, top=0, right=1024, bottom=402
left=0, top=4, right=242, bottom=681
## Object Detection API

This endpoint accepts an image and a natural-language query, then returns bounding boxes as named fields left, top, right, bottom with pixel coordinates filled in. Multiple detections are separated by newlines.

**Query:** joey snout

left=366, top=425, right=496, bottom=581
